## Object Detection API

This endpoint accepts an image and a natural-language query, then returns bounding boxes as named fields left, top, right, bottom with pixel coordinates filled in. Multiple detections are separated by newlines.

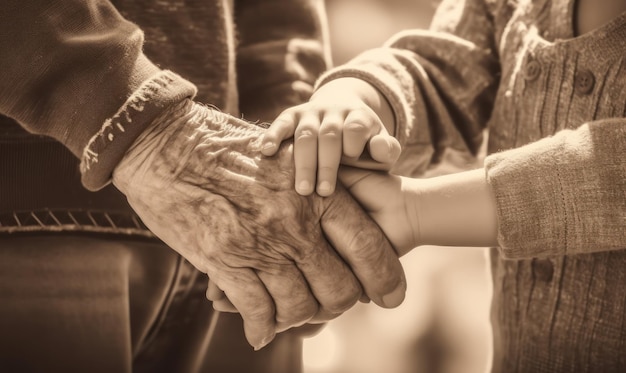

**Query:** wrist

left=399, top=177, right=424, bottom=254
left=112, top=99, right=198, bottom=194
left=113, top=99, right=275, bottom=198
left=412, top=169, right=499, bottom=248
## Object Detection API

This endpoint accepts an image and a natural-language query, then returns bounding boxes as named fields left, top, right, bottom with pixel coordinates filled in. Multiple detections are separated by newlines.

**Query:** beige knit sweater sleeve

left=315, top=0, right=626, bottom=258
left=485, top=120, right=626, bottom=258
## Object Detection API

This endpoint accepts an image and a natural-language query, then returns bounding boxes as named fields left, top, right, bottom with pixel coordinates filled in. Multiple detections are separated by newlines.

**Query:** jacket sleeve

left=234, top=0, right=331, bottom=122
left=0, top=0, right=197, bottom=191
left=315, top=0, right=500, bottom=176
left=485, top=119, right=626, bottom=258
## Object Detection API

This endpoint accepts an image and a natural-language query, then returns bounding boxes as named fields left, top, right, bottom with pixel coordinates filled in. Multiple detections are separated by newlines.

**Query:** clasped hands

left=112, top=99, right=406, bottom=350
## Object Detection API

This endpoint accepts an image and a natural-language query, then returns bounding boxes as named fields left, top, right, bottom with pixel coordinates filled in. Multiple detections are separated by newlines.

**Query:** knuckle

left=317, top=166, right=338, bottom=176
left=324, top=287, right=360, bottom=314
left=354, top=243, right=391, bottom=274
left=271, top=115, right=291, bottom=126
left=276, top=301, right=318, bottom=325
left=268, top=121, right=290, bottom=134
left=295, top=125, right=319, bottom=140
left=271, top=112, right=295, bottom=127
left=344, top=121, right=369, bottom=136
left=319, top=122, right=342, bottom=138
left=244, top=301, right=275, bottom=324
left=280, top=105, right=303, bottom=117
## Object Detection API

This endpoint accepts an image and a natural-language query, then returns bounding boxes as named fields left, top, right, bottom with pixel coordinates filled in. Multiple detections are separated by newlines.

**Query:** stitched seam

left=555, top=165, right=568, bottom=254
left=0, top=209, right=153, bottom=237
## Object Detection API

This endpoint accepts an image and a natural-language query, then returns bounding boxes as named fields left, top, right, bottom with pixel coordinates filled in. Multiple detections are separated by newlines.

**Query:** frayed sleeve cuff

left=80, top=71, right=197, bottom=191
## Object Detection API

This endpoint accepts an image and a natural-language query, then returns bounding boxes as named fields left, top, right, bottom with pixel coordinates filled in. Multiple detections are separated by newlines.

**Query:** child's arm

left=260, top=77, right=401, bottom=196
left=338, top=167, right=498, bottom=256
left=341, top=119, right=626, bottom=259
left=262, top=1, right=501, bottom=197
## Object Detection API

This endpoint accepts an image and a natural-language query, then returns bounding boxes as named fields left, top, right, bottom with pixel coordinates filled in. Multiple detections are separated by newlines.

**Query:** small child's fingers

left=368, top=134, right=401, bottom=165
left=262, top=110, right=298, bottom=156
left=342, top=110, right=378, bottom=158
left=294, top=113, right=320, bottom=195
left=316, top=114, right=344, bottom=196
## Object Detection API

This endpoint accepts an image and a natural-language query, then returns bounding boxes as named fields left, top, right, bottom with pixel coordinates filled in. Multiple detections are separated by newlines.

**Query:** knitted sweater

left=0, top=0, right=328, bottom=233
left=318, top=0, right=626, bottom=371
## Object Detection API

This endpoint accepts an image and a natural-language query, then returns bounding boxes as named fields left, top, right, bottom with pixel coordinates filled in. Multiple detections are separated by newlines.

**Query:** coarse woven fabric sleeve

left=485, top=119, right=626, bottom=259
left=0, top=0, right=197, bottom=191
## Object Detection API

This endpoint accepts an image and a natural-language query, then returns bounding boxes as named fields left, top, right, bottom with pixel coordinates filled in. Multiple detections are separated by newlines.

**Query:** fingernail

left=262, top=141, right=276, bottom=152
left=317, top=181, right=332, bottom=195
left=382, top=284, right=405, bottom=308
left=254, top=335, right=275, bottom=351
left=297, top=180, right=311, bottom=194
left=359, top=293, right=371, bottom=303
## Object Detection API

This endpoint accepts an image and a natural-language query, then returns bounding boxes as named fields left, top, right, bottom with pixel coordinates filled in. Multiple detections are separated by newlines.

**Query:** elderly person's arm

left=0, top=0, right=406, bottom=350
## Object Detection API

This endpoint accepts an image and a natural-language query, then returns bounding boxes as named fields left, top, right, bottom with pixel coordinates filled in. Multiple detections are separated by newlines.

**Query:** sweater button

left=532, top=258, right=554, bottom=282
left=574, top=69, right=595, bottom=94
left=524, top=60, right=541, bottom=81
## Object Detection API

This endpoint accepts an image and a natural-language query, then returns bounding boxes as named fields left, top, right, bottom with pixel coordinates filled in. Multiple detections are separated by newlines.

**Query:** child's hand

left=260, top=78, right=401, bottom=196
left=338, top=167, right=418, bottom=256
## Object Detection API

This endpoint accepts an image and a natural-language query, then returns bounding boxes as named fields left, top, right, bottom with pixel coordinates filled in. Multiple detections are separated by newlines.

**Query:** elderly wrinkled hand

left=112, top=99, right=406, bottom=350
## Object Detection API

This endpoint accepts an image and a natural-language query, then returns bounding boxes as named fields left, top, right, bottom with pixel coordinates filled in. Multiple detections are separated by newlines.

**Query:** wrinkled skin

left=113, top=100, right=406, bottom=350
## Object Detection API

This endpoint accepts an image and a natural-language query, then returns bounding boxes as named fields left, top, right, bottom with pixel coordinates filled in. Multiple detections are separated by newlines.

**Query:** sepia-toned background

left=303, top=2, right=493, bottom=373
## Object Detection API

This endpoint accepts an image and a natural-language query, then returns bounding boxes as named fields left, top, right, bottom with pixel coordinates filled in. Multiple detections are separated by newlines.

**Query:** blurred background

left=302, top=1, right=493, bottom=373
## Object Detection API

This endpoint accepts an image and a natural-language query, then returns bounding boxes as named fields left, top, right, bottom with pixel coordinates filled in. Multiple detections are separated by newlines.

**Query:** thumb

left=368, top=134, right=401, bottom=164
left=338, top=167, right=400, bottom=214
